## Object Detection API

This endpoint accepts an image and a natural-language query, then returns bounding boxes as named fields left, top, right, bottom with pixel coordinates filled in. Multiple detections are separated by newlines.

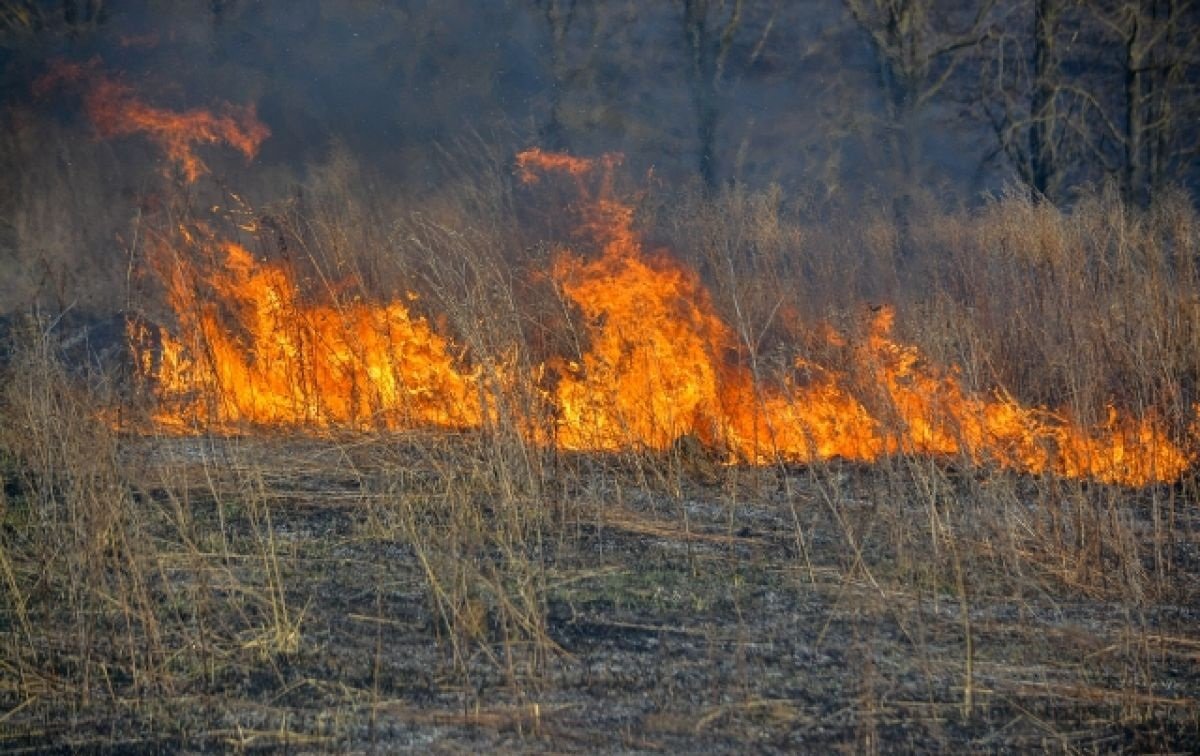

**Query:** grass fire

left=133, top=148, right=1190, bottom=487
left=2, top=5, right=1199, bottom=752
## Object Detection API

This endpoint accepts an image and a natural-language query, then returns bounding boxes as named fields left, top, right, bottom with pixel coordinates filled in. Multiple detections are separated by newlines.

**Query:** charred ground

left=1, top=423, right=1198, bottom=752
left=3, top=7, right=1200, bottom=746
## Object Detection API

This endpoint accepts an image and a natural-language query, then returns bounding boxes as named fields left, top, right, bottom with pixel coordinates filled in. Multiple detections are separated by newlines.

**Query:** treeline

left=855, top=0, right=1200, bottom=205
left=0, top=0, right=1198, bottom=318
left=2, top=0, right=1198, bottom=202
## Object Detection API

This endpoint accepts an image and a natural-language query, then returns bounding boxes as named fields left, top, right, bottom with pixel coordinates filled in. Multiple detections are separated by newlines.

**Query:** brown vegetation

left=1, top=148, right=1198, bottom=750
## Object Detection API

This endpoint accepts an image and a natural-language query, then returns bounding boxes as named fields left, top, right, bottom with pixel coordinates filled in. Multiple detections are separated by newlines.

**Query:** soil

left=2, top=435, right=1199, bottom=753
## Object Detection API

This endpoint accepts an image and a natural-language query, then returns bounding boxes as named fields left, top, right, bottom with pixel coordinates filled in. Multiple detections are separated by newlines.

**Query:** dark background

left=2, top=0, right=1198, bottom=312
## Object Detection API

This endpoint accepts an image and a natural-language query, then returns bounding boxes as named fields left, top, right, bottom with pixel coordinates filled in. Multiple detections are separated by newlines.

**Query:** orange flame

left=36, top=60, right=269, bottom=182
left=517, top=149, right=1190, bottom=485
left=133, top=227, right=480, bottom=432
left=130, top=150, right=1192, bottom=486
left=516, top=147, right=613, bottom=183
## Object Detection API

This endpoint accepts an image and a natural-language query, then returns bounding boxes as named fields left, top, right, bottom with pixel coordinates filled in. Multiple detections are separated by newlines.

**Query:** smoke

left=2, top=2, right=1197, bottom=374
left=4, top=1, right=1009, bottom=199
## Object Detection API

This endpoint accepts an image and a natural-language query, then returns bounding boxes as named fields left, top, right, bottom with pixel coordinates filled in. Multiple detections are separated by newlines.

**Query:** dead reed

left=1, top=150, right=1197, bottom=750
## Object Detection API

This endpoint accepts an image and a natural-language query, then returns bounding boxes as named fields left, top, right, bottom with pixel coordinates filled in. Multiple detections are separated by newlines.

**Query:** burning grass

left=124, top=151, right=1194, bottom=487
left=130, top=226, right=483, bottom=432
left=35, top=60, right=269, bottom=182
left=2, top=137, right=1200, bottom=749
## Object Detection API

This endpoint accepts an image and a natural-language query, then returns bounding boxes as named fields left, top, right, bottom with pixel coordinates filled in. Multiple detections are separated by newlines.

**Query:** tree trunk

left=1028, top=0, right=1057, bottom=197
left=539, top=0, right=576, bottom=151
left=683, top=0, right=720, bottom=190
left=1122, top=8, right=1146, bottom=205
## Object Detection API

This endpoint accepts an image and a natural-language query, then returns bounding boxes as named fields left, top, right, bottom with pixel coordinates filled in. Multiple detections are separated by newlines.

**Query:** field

left=3, top=157, right=1200, bottom=751
left=1, top=429, right=1198, bottom=752
left=2, top=1, right=1199, bottom=750
left=2, top=170, right=1200, bottom=753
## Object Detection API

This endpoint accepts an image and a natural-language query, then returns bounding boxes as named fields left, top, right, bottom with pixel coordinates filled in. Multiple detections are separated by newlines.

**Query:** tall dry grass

left=656, top=178, right=1199, bottom=614
left=0, top=318, right=324, bottom=746
left=661, top=182, right=1200, bottom=429
left=272, top=151, right=1200, bottom=701
left=0, top=108, right=131, bottom=312
left=0, top=315, right=171, bottom=722
left=149, top=144, right=1200, bottom=612
left=1, top=145, right=1197, bottom=747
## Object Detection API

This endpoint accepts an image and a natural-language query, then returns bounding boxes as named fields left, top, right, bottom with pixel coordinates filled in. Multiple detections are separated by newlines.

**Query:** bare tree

left=1025, top=0, right=1059, bottom=195
left=60, top=0, right=104, bottom=29
left=842, top=0, right=994, bottom=181
left=984, top=0, right=1199, bottom=203
left=677, top=0, right=779, bottom=189
left=680, top=0, right=744, bottom=189
left=984, top=0, right=1096, bottom=199
left=533, top=0, right=609, bottom=151
left=1, top=0, right=107, bottom=38
left=1094, top=0, right=1200, bottom=204
left=538, top=0, right=576, bottom=150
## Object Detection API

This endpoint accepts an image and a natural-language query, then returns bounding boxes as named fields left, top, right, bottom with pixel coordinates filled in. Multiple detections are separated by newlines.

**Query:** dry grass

left=1, top=152, right=1198, bottom=750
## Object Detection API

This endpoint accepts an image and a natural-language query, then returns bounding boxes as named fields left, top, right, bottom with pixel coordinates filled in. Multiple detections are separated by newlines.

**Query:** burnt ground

left=2, top=434, right=1199, bottom=753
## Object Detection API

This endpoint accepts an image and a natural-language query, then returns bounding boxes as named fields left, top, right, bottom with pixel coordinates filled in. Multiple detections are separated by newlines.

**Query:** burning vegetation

left=120, top=144, right=1191, bottom=486
left=4, top=19, right=1200, bottom=748
left=129, top=228, right=482, bottom=432
left=35, top=60, right=269, bottom=182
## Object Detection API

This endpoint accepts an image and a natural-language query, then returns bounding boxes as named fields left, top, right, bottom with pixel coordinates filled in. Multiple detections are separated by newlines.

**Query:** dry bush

left=0, top=317, right=316, bottom=742
left=0, top=316, right=172, bottom=709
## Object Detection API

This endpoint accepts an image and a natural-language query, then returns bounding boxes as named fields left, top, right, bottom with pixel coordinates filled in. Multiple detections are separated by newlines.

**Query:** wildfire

left=36, top=60, right=269, bottom=182
left=133, top=226, right=481, bottom=432
left=516, top=150, right=1192, bottom=484
left=129, top=148, right=1191, bottom=486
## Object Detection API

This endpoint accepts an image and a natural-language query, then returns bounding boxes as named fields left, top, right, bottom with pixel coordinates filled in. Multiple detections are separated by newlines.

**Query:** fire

left=518, top=149, right=732, bottom=451
left=129, top=147, right=1190, bottom=486
left=838, top=307, right=1190, bottom=485
left=516, top=148, right=614, bottom=183
left=36, top=60, right=269, bottom=182
left=134, top=226, right=480, bottom=432
left=550, top=229, right=732, bottom=451
left=518, top=149, right=1190, bottom=485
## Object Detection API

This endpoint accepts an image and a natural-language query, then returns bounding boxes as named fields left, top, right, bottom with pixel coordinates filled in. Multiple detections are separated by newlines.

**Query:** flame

left=550, top=227, right=733, bottom=451
left=36, top=60, right=269, bottom=182
left=837, top=307, right=1189, bottom=485
left=517, top=149, right=1190, bottom=485
left=134, top=227, right=480, bottom=432
left=516, top=148, right=612, bottom=183
left=129, top=149, right=1191, bottom=486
